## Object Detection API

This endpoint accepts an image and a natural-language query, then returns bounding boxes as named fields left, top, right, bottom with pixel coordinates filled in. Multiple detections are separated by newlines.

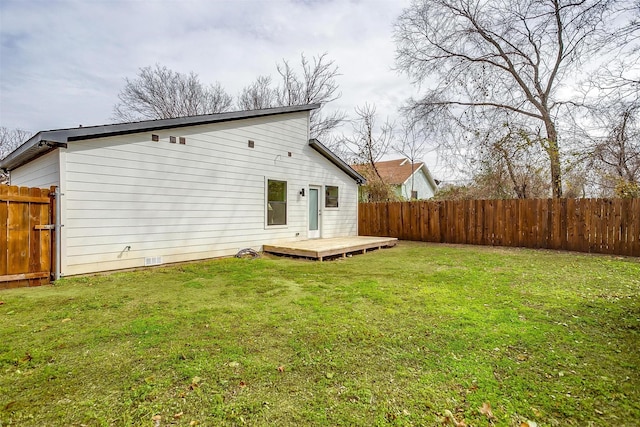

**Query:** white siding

left=401, top=168, right=435, bottom=200
left=10, top=150, right=60, bottom=188
left=60, top=112, right=359, bottom=276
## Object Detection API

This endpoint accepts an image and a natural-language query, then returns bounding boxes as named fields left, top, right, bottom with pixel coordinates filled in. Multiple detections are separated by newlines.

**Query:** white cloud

left=1, top=0, right=450, bottom=173
left=1, top=0, right=413, bottom=126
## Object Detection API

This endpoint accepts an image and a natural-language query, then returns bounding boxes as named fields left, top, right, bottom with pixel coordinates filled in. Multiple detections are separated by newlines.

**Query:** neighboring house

left=353, top=158, right=438, bottom=200
left=0, top=105, right=365, bottom=277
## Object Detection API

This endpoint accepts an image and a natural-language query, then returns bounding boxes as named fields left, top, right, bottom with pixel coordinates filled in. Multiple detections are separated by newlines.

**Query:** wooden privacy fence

left=1, top=185, right=55, bottom=289
left=359, top=199, right=640, bottom=257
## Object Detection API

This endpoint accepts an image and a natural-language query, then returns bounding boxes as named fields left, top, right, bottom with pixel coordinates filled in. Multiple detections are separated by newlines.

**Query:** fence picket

left=28, top=188, right=41, bottom=278
left=539, top=199, right=548, bottom=248
left=433, top=202, right=442, bottom=243
left=0, top=194, right=7, bottom=276
left=620, top=199, right=631, bottom=256
left=632, top=199, right=640, bottom=256
left=582, top=199, right=591, bottom=253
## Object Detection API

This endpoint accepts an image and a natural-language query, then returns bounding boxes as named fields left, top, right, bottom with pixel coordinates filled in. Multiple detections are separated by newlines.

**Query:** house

left=353, top=158, right=438, bottom=200
left=0, top=105, right=366, bottom=277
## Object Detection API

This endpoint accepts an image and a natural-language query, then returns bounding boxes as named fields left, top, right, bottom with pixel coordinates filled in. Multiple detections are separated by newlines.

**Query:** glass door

left=308, top=186, right=320, bottom=238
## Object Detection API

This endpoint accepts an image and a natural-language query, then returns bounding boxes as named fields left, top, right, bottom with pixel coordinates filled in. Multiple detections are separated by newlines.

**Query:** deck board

left=263, top=236, right=398, bottom=261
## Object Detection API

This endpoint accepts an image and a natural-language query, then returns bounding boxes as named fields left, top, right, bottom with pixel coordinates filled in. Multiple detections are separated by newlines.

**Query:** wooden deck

left=263, top=236, right=398, bottom=261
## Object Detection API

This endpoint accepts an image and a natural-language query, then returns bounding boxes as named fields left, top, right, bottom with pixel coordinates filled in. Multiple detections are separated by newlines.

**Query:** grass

left=1, top=241, right=639, bottom=426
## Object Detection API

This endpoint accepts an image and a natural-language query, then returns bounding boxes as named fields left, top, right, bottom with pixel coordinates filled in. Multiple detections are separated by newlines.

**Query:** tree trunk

left=544, top=120, right=563, bottom=198
left=496, top=145, right=527, bottom=199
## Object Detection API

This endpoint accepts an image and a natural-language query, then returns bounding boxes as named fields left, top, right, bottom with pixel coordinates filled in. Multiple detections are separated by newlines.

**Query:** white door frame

left=308, top=185, right=321, bottom=239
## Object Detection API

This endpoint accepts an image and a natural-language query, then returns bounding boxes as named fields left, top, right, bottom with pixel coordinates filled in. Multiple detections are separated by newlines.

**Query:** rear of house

left=2, top=105, right=364, bottom=277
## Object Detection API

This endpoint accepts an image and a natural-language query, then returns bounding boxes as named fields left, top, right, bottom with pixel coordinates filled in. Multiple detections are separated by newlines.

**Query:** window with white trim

left=267, top=179, right=287, bottom=225
left=325, top=185, right=339, bottom=208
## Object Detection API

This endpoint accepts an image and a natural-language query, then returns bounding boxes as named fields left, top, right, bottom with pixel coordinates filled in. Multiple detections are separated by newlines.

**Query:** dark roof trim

left=1, top=104, right=320, bottom=171
left=309, top=138, right=366, bottom=185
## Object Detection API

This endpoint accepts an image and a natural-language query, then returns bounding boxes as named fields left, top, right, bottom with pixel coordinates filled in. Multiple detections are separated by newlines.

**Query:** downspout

left=51, top=141, right=67, bottom=281
left=54, top=186, right=63, bottom=281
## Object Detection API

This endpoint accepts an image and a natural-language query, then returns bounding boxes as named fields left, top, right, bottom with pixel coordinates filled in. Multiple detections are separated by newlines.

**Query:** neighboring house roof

left=352, top=158, right=438, bottom=189
left=1, top=104, right=322, bottom=171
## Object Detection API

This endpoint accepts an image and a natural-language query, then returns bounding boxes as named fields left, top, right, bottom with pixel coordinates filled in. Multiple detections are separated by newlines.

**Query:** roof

left=309, top=139, right=366, bottom=185
left=352, top=159, right=437, bottom=189
left=352, top=158, right=437, bottom=189
left=1, top=104, right=320, bottom=171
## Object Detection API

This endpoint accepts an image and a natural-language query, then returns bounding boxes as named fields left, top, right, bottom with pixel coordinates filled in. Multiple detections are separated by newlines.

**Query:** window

left=411, top=190, right=418, bottom=199
left=267, top=180, right=287, bottom=225
left=325, top=185, right=339, bottom=208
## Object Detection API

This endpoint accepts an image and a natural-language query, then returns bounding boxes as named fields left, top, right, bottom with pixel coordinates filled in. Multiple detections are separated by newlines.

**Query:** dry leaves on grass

left=442, top=409, right=467, bottom=427
left=479, top=402, right=495, bottom=420
left=188, top=376, right=201, bottom=390
left=151, top=414, right=161, bottom=427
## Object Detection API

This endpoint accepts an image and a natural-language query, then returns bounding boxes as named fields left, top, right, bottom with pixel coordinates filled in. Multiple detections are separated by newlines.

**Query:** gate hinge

left=35, top=224, right=55, bottom=230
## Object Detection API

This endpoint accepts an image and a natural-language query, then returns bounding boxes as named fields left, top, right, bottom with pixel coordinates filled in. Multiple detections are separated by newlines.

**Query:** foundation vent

left=144, top=256, right=163, bottom=266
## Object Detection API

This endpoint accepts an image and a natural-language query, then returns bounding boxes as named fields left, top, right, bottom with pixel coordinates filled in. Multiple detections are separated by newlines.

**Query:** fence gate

left=1, top=185, right=55, bottom=290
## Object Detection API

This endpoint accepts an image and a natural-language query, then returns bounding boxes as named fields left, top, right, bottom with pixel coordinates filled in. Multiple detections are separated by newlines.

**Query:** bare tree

left=479, top=112, right=552, bottom=198
left=1, top=127, right=33, bottom=184
left=113, top=64, right=233, bottom=122
left=587, top=102, right=640, bottom=197
left=234, top=53, right=345, bottom=139
left=434, top=153, right=550, bottom=200
left=1, top=127, right=32, bottom=160
left=395, top=0, right=613, bottom=198
left=417, top=100, right=553, bottom=197
left=393, top=118, right=429, bottom=198
left=585, top=1, right=640, bottom=103
left=237, top=75, right=277, bottom=110
left=342, top=104, right=399, bottom=201
left=343, top=104, right=394, bottom=177
left=484, top=138, right=550, bottom=199
left=434, top=117, right=551, bottom=200
left=588, top=55, right=640, bottom=104
left=275, top=53, right=346, bottom=140
left=548, top=3, right=640, bottom=197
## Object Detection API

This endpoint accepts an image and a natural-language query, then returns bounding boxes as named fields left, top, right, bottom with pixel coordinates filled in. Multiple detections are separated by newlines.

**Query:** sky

left=0, top=0, right=418, bottom=138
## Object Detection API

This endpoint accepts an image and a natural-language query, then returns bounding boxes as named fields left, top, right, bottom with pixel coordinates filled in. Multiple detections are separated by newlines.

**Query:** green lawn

left=1, top=242, right=639, bottom=426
